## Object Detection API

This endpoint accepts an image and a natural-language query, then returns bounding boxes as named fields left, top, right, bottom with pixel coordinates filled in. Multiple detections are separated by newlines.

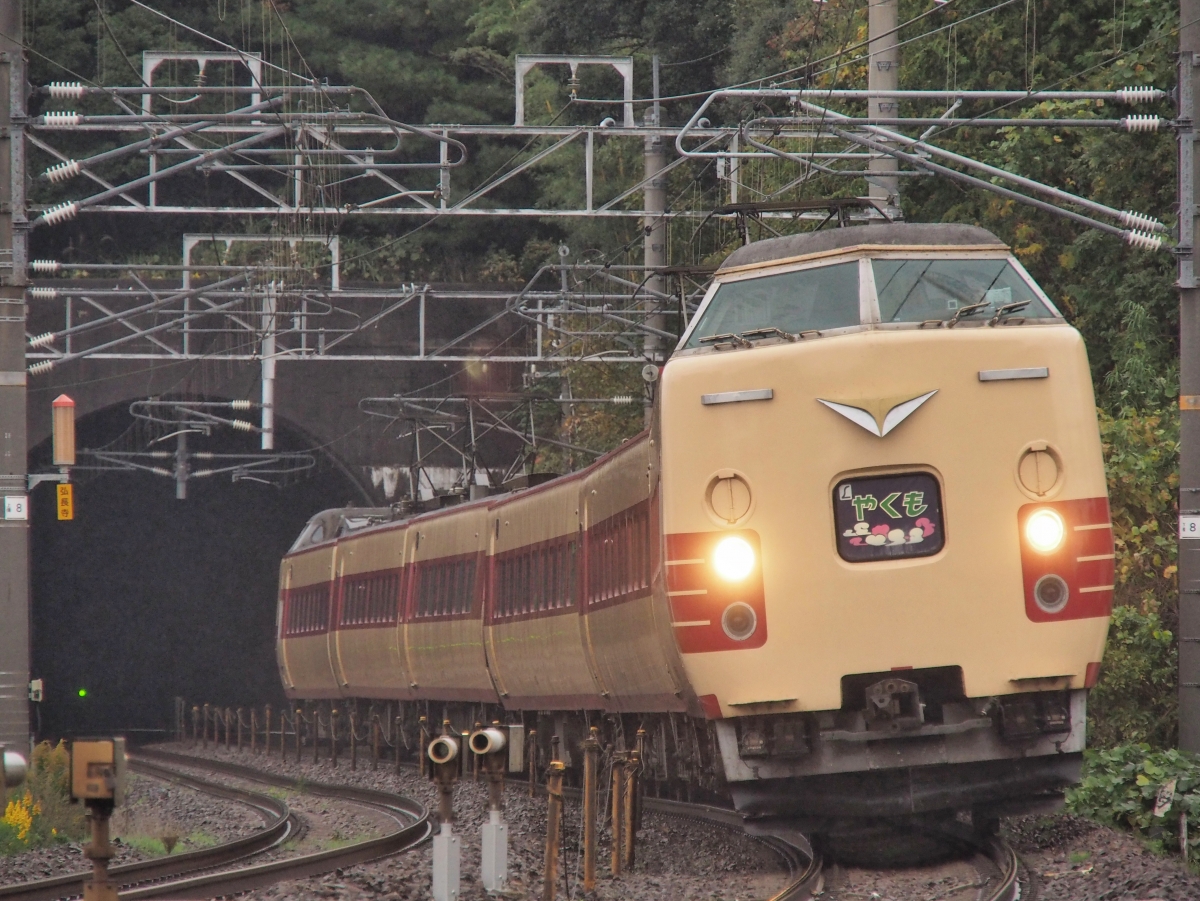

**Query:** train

left=276, top=222, right=1113, bottom=852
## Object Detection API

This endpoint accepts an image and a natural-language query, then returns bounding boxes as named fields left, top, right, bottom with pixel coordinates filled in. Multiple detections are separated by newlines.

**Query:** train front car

left=659, top=224, right=1112, bottom=840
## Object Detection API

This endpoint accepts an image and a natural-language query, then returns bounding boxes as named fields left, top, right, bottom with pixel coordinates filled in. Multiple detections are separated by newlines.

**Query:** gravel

left=161, top=741, right=790, bottom=901
left=14, top=741, right=1200, bottom=901
left=1005, top=812, right=1200, bottom=900
left=0, top=771, right=263, bottom=886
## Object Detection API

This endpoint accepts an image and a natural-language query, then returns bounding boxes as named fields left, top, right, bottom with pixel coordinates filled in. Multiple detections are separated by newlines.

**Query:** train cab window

left=683, top=261, right=859, bottom=348
left=872, top=258, right=1055, bottom=324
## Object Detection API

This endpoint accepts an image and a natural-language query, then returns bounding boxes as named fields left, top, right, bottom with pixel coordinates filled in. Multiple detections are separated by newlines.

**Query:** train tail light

left=721, top=602, right=758, bottom=641
left=1024, top=508, right=1065, bottom=553
left=1033, top=574, right=1069, bottom=614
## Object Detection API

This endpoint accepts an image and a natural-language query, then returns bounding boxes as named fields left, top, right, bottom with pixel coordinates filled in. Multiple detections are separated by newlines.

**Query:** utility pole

left=1179, top=0, right=1200, bottom=751
left=0, top=0, right=28, bottom=752
left=867, top=0, right=900, bottom=213
left=643, top=55, right=668, bottom=424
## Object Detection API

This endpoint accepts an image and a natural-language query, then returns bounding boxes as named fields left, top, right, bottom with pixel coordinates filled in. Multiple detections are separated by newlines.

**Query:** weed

left=123, top=835, right=169, bottom=857
left=1069, top=850, right=1091, bottom=865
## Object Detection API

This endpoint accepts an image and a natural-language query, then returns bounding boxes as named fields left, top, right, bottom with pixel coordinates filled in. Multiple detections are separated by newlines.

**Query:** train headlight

left=713, top=536, right=755, bottom=581
left=1025, top=509, right=1065, bottom=554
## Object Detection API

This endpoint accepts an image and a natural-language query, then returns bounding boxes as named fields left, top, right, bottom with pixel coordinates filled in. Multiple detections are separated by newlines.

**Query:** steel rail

left=118, top=748, right=430, bottom=900
left=980, top=837, right=1022, bottom=901
left=0, top=759, right=296, bottom=901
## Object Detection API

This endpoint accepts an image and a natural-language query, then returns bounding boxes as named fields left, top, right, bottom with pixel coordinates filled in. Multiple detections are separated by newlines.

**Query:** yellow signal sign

left=56, top=483, right=74, bottom=521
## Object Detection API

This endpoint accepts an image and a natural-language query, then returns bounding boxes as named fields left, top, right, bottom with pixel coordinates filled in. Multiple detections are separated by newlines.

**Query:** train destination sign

left=832, top=472, right=944, bottom=562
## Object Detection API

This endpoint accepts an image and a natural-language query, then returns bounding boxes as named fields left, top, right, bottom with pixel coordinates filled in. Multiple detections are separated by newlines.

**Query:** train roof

left=717, top=223, right=1007, bottom=272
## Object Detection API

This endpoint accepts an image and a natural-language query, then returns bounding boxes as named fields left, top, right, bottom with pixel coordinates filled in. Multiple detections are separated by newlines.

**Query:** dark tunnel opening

left=28, top=400, right=364, bottom=741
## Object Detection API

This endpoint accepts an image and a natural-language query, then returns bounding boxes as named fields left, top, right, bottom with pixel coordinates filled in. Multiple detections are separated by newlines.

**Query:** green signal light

left=77, top=688, right=87, bottom=698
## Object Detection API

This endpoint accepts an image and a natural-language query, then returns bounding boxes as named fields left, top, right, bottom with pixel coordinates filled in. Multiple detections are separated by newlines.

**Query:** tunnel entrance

left=29, top=400, right=365, bottom=741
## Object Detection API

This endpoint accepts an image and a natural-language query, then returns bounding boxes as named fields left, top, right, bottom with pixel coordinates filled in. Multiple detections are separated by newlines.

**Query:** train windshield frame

left=676, top=250, right=1062, bottom=353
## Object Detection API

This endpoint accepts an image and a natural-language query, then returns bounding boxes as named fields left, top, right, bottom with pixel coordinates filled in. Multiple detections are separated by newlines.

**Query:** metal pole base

left=432, top=822, right=461, bottom=901
left=82, top=881, right=119, bottom=901
left=481, top=809, right=508, bottom=892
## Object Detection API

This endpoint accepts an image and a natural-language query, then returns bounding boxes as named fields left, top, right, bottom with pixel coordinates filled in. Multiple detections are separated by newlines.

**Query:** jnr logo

left=839, top=484, right=853, bottom=501
left=817, top=390, right=938, bottom=438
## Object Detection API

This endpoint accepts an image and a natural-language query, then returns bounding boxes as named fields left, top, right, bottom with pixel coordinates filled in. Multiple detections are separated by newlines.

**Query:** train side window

left=285, top=585, right=329, bottom=636
left=684, top=261, right=860, bottom=348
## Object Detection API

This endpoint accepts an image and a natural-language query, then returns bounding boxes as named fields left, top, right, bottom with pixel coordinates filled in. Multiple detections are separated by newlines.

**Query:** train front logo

left=278, top=223, right=1113, bottom=860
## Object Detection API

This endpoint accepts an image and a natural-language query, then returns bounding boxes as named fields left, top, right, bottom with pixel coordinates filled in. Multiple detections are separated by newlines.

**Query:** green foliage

left=1088, top=606, right=1177, bottom=749
left=1101, top=408, right=1179, bottom=614
left=0, top=820, right=25, bottom=856
left=23, top=740, right=86, bottom=848
left=1068, top=744, right=1200, bottom=856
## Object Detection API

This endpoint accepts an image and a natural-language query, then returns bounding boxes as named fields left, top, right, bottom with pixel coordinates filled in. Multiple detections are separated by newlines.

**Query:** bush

left=1099, top=407, right=1179, bottom=616
left=1088, top=605, right=1177, bottom=749
left=1068, top=744, right=1200, bottom=857
left=0, top=741, right=86, bottom=854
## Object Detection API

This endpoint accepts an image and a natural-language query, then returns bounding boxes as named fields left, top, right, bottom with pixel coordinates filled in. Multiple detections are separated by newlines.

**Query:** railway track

left=0, top=745, right=1026, bottom=901
left=0, top=749, right=430, bottom=901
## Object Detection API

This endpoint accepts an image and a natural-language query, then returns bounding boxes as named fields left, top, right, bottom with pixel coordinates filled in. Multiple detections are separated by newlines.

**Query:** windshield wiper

left=699, top=332, right=752, bottom=348
left=739, top=326, right=798, bottom=342
left=988, top=300, right=1031, bottom=325
left=945, top=301, right=990, bottom=328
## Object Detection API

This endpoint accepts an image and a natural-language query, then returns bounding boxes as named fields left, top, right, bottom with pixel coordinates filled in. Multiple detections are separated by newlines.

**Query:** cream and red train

left=277, top=223, right=1112, bottom=835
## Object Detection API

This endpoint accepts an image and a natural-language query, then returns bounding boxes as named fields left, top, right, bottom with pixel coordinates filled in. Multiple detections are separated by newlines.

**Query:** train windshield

left=873, top=258, right=1054, bottom=323
left=683, top=261, right=859, bottom=348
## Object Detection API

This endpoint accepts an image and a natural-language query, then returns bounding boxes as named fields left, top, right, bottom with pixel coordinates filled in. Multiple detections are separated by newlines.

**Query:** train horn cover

left=428, top=734, right=461, bottom=765
left=713, top=536, right=755, bottom=581
left=1025, top=509, right=1066, bottom=554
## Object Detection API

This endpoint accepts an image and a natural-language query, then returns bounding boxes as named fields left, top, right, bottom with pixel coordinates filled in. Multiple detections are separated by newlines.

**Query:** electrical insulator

left=52, top=394, right=76, bottom=467
left=28, top=332, right=56, bottom=348
left=39, top=203, right=79, bottom=227
left=30, top=260, right=62, bottom=275
left=1124, top=229, right=1163, bottom=252
left=229, top=400, right=253, bottom=410
left=28, top=360, right=56, bottom=376
left=44, top=160, right=81, bottom=184
left=1118, top=86, right=1164, bottom=105
left=1119, top=210, right=1164, bottom=233
left=41, top=111, right=80, bottom=127
left=28, top=286, right=58, bottom=301
left=231, top=419, right=256, bottom=431
left=1121, top=115, right=1160, bottom=133
left=47, top=81, right=85, bottom=100
left=611, top=395, right=634, bottom=404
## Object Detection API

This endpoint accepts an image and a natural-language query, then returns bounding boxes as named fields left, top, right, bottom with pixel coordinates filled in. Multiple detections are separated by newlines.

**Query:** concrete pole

left=1178, top=0, right=1200, bottom=751
left=643, top=55, right=668, bottom=423
left=867, top=0, right=900, bottom=212
left=0, top=0, right=29, bottom=755
left=261, top=282, right=276, bottom=449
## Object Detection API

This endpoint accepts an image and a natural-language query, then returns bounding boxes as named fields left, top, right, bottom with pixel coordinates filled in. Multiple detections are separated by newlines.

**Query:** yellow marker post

left=56, top=483, right=73, bottom=521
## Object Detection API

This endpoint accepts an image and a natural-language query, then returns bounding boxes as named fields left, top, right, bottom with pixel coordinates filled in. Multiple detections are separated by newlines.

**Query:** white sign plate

left=3, top=495, right=27, bottom=521
left=1182, top=515, right=1200, bottom=539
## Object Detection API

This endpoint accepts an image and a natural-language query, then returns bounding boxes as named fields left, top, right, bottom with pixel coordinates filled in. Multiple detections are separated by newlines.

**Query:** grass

left=122, top=835, right=172, bottom=857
